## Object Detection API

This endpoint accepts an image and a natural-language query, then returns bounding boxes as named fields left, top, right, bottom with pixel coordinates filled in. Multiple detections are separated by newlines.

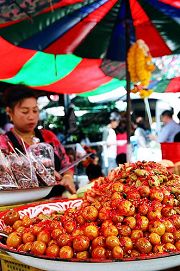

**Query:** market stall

left=0, top=161, right=179, bottom=271
left=0, top=0, right=179, bottom=270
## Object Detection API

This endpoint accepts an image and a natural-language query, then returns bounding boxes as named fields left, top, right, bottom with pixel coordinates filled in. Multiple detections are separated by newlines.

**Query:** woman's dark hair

left=3, top=84, right=37, bottom=108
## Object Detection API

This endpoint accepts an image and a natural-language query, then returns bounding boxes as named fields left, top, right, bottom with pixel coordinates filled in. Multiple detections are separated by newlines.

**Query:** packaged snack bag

left=0, top=150, right=18, bottom=190
left=28, top=143, right=56, bottom=186
left=9, top=153, right=39, bottom=189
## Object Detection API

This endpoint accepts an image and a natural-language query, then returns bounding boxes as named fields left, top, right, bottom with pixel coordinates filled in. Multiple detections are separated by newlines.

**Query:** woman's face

left=7, top=97, right=39, bottom=133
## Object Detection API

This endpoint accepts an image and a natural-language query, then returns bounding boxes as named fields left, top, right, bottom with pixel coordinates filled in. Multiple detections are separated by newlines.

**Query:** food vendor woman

left=0, top=84, right=76, bottom=196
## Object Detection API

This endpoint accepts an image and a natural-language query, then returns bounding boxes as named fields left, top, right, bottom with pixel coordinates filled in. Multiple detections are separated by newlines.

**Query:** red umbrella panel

left=0, top=37, right=125, bottom=96
left=0, top=37, right=179, bottom=96
left=0, top=0, right=179, bottom=95
left=0, top=0, right=179, bottom=59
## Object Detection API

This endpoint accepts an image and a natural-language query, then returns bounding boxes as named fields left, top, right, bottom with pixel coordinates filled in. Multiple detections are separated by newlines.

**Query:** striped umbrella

left=0, top=37, right=125, bottom=96
left=0, top=0, right=179, bottom=95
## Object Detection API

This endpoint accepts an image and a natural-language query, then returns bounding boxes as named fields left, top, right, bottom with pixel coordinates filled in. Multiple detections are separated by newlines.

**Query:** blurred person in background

left=134, top=116, right=153, bottom=161
left=134, top=116, right=150, bottom=148
left=4, top=122, right=14, bottom=132
left=177, top=111, right=180, bottom=123
left=79, top=130, right=91, bottom=146
left=174, top=132, right=180, bottom=142
left=86, top=163, right=103, bottom=182
left=0, top=84, right=76, bottom=197
left=157, top=110, right=180, bottom=143
left=0, top=127, right=5, bottom=134
left=116, top=112, right=127, bottom=165
left=65, top=147, right=76, bottom=163
left=76, top=153, right=104, bottom=198
left=174, top=111, right=180, bottom=142
left=0, top=112, right=11, bottom=133
left=102, top=111, right=120, bottom=175
left=116, top=153, right=127, bottom=165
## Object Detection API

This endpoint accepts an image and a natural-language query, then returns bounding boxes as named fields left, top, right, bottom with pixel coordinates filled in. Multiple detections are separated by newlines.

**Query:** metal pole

left=144, top=98, right=153, bottom=128
left=125, top=0, right=132, bottom=161
left=64, top=94, right=71, bottom=134
left=64, top=94, right=71, bottom=115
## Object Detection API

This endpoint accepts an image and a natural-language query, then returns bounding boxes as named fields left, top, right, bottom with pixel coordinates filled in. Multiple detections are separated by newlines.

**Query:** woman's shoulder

left=0, top=133, right=9, bottom=141
left=40, top=129, right=56, bottom=137
left=40, top=129, right=60, bottom=145
left=0, top=133, right=10, bottom=151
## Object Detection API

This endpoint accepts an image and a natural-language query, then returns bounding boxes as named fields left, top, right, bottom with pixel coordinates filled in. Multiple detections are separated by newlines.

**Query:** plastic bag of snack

left=0, top=150, right=18, bottom=190
left=8, top=153, right=39, bottom=189
left=28, top=143, right=56, bottom=186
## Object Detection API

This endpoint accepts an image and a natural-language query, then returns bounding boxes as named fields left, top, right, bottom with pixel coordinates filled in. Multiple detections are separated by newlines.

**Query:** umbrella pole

left=64, top=94, right=70, bottom=115
left=144, top=98, right=153, bottom=129
left=64, top=94, right=71, bottom=134
left=125, top=0, right=132, bottom=162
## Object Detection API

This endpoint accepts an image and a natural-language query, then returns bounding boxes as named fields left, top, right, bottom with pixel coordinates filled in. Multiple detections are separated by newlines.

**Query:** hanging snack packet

left=9, top=153, right=39, bottom=189
left=0, top=150, right=18, bottom=190
left=28, top=143, right=56, bottom=186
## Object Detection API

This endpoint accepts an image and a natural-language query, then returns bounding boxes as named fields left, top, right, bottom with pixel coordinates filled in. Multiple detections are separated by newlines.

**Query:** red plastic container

left=161, top=142, right=180, bottom=163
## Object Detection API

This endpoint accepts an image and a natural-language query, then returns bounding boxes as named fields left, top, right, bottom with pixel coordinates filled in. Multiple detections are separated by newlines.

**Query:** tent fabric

left=129, top=0, right=172, bottom=57
left=165, top=77, right=180, bottom=93
left=149, top=78, right=180, bottom=93
left=159, top=0, right=180, bottom=8
left=0, top=0, right=179, bottom=59
left=0, top=0, right=179, bottom=95
left=0, top=0, right=83, bottom=27
left=0, top=37, right=124, bottom=95
left=0, top=37, right=36, bottom=79
left=44, top=0, right=117, bottom=54
left=0, top=37, right=179, bottom=95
